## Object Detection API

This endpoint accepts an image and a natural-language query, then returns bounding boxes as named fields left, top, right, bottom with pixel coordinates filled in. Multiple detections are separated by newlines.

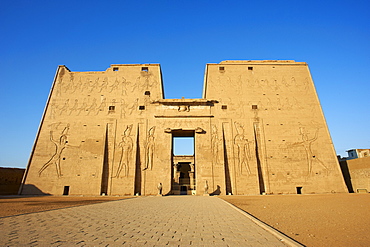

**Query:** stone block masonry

left=20, top=61, right=348, bottom=196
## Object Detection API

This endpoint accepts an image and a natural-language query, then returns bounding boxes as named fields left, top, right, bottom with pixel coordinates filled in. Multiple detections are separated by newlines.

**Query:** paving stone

left=0, top=196, right=293, bottom=246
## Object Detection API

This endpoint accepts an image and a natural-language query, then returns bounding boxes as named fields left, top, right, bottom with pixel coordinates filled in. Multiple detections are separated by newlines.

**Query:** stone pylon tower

left=20, top=61, right=348, bottom=195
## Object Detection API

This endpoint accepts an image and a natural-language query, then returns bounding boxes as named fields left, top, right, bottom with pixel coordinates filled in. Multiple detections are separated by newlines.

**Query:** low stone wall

left=0, top=168, right=25, bottom=195
left=340, top=157, right=370, bottom=193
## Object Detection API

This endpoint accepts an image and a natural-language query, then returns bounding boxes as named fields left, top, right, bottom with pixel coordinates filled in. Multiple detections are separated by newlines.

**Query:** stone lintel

left=152, top=99, right=218, bottom=105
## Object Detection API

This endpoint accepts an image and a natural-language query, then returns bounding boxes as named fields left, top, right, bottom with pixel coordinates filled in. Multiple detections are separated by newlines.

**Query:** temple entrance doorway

left=171, top=130, right=195, bottom=195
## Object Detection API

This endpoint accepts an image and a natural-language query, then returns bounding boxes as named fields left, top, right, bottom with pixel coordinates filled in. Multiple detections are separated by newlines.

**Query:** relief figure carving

left=59, top=99, right=69, bottom=115
left=211, top=125, right=222, bottom=166
left=89, top=77, right=99, bottom=93
left=76, top=99, right=87, bottom=116
left=234, top=122, right=251, bottom=175
left=38, top=124, right=69, bottom=177
left=71, top=77, right=81, bottom=93
left=68, top=99, right=78, bottom=115
left=50, top=100, right=58, bottom=119
left=86, top=98, right=97, bottom=115
left=127, top=98, right=139, bottom=115
left=293, top=126, right=329, bottom=175
left=98, top=77, right=109, bottom=93
left=96, top=98, right=106, bottom=115
left=115, top=125, right=133, bottom=177
left=109, top=77, right=120, bottom=93
left=143, top=126, right=155, bottom=171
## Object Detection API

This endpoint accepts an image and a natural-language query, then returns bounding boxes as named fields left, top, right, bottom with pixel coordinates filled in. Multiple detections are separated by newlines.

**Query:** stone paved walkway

left=0, top=196, right=293, bottom=246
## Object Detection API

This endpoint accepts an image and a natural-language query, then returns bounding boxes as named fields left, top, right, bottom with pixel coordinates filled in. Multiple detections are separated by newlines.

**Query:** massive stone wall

left=20, top=61, right=348, bottom=196
left=204, top=60, right=347, bottom=194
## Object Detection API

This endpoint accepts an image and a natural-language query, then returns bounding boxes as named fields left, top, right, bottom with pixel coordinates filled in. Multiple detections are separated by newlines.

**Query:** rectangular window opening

left=296, top=187, right=302, bottom=194
left=144, top=91, right=150, bottom=95
left=252, top=105, right=258, bottom=109
left=63, top=186, right=70, bottom=195
left=139, top=105, right=145, bottom=110
left=219, top=66, right=225, bottom=71
left=113, top=67, right=119, bottom=71
left=222, top=105, right=227, bottom=109
left=248, top=67, right=253, bottom=70
left=109, top=106, right=115, bottom=111
left=141, top=67, right=149, bottom=72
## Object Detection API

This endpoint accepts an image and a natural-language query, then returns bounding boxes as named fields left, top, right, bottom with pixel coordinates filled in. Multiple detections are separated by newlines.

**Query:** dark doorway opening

left=296, top=187, right=302, bottom=194
left=171, top=130, right=195, bottom=195
left=63, top=186, right=70, bottom=195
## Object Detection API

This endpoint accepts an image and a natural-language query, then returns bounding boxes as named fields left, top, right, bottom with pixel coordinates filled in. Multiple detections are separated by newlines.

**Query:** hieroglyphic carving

left=109, top=77, right=120, bottom=93
left=127, top=98, right=139, bottom=116
left=71, top=77, right=81, bottom=93
left=98, top=77, right=109, bottom=93
left=38, top=124, right=69, bottom=177
left=272, top=79, right=280, bottom=91
left=86, top=98, right=97, bottom=115
left=115, top=125, right=133, bottom=177
left=81, top=78, right=90, bottom=93
left=120, top=77, right=128, bottom=95
left=49, top=100, right=58, bottom=119
left=143, top=126, right=155, bottom=171
left=76, top=98, right=87, bottom=116
left=68, top=99, right=78, bottom=115
left=234, top=122, right=252, bottom=175
left=89, top=77, right=99, bottom=93
left=55, top=67, right=66, bottom=97
left=59, top=99, right=69, bottom=115
left=211, top=125, right=222, bottom=166
left=293, top=126, right=329, bottom=175
left=96, top=98, right=106, bottom=115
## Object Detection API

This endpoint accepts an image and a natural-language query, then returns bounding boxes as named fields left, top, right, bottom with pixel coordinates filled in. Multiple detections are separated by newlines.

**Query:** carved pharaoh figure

left=295, top=126, right=329, bottom=175
left=143, top=126, right=155, bottom=171
left=38, top=124, right=70, bottom=177
left=115, top=125, right=133, bottom=177
left=234, top=122, right=252, bottom=175
left=211, top=125, right=221, bottom=166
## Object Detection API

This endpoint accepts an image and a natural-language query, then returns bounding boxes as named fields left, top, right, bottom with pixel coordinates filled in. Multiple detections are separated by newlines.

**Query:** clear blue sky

left=1, top=0, right=369, bottom=168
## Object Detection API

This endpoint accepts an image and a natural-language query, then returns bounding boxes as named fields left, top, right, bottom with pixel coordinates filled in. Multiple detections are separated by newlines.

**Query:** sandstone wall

left=20, top=61, right=347, bottom=196
left=346, top=156, right=370, bottom=193
left=0, top=168, right=25, bottom=195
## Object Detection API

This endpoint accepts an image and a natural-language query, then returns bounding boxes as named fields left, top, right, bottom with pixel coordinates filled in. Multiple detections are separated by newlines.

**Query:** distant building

left=339, top=156, right=370, bottom=193
left=346, top=149, right=370, bottom=160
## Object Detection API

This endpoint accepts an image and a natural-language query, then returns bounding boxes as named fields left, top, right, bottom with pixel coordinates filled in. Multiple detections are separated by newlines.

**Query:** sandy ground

left=0, top=196, right=131, bottom=217
left=1, top=194, right=369, bottom=247
left=220, top=194, right=370, bottom=247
